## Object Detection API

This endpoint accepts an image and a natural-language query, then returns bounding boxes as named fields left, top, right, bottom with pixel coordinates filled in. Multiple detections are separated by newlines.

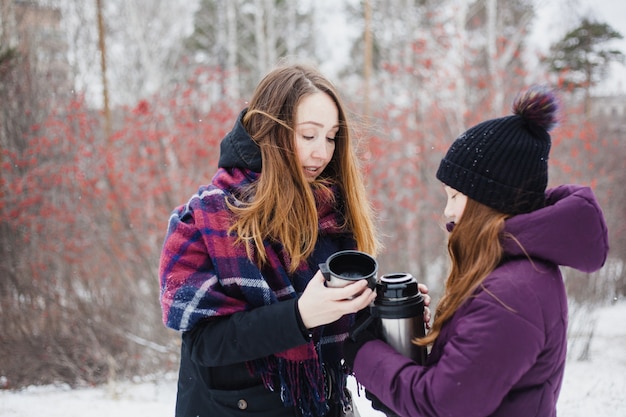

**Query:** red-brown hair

left=227, top=64, right=380, bottom=272
left=416, top=198, right=509, bottom=346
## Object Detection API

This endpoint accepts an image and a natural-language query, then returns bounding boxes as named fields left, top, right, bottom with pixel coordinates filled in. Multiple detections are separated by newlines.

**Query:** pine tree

left=546, top=18, right=624, bottom=112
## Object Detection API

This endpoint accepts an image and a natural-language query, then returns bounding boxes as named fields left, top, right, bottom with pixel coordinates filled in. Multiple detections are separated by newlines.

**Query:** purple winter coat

left=352, top=185, right=609, bottom=417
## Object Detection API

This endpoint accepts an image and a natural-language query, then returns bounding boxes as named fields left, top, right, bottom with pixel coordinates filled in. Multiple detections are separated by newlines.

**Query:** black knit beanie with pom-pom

left=436, top=86, right=560, bottom=215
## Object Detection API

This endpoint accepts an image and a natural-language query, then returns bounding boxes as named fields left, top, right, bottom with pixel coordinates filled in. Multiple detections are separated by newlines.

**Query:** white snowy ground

left=1, top=300, right=625, bottom=417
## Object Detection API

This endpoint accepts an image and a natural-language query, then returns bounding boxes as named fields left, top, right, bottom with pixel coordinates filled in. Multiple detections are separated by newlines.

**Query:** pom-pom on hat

left=436, top=86, right=559, bottom=215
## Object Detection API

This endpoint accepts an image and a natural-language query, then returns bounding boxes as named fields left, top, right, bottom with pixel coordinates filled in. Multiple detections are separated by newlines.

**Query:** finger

left=312, top=269, right=327, bottom=283
left=422, top=293, right=431, bottom=307
left=424, top=306, right=432, bottom=328
left=360, top=287, right=377, bottom=305
left=346, top=287, right=376, bottom=311
left=339, top=279, right=370, bottom=298
left=418, top=283, right=429, bottom=294
left=307, top=271, right=330, bottom=291
left=324, top=279, right=369, bottom=303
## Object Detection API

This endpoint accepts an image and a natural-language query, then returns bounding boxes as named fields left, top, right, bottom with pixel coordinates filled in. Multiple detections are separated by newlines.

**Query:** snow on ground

left=556, top=299, right=626, bottom=416
left=1, top=300, right=625, bottom=417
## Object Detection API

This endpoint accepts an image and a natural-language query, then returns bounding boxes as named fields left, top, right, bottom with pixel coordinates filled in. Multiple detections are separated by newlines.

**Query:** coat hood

left=502, top=184, right=609, bottom=273
left=218, top=109, right=262, bottom=172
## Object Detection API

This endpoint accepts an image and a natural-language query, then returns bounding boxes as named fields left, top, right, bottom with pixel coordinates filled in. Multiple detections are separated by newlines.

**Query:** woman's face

left=294, top=92, right=339, bottom=182
left=444, top=185, right=468, bottom=225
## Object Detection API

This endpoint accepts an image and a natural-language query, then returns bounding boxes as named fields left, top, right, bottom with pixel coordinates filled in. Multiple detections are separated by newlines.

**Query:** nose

left=311, top=139, right=329, bottom=160
left=443, top=201, right=453, bottom=219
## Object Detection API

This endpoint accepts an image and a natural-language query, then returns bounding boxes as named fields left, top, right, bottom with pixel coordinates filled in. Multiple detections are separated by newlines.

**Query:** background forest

left=1, top=0, right=625, bottom=389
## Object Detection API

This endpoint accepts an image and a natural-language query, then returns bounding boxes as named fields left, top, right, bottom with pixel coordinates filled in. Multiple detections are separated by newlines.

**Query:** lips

left=304, top=166, right=322, bottom=177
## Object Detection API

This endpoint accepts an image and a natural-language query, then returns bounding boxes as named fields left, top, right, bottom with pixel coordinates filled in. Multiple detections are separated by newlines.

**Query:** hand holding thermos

left=312, top=250, right=430, bottom=366
left=344, top=272, right=430, bottom=362
left=300, top=249, right=431, bottom=365
left=297, top=250, right=379, bottom=330
left=327, top=251, right=429, bottom=417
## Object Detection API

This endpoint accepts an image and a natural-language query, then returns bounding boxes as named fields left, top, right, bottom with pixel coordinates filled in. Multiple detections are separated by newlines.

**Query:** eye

left=302, top=135, right=315, bottom=140
left=326, top=137, right=336, bottom=142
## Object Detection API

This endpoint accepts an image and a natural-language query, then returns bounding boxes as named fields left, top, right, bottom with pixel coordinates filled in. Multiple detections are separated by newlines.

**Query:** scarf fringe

left=248, top=350, right=330, bottom=417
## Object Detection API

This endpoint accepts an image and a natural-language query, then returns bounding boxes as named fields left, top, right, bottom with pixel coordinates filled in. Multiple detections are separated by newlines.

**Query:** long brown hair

left=416, top=198, right=509, bottom=346
left=227, top=64, right=380, bottom=272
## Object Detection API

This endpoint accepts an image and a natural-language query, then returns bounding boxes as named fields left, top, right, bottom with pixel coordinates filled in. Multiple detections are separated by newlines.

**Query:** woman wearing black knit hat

left=344, top=87, right=610, bottom=417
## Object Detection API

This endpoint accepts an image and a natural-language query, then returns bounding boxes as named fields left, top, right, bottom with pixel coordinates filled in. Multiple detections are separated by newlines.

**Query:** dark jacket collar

left=218, top=109, right=262, bottom=172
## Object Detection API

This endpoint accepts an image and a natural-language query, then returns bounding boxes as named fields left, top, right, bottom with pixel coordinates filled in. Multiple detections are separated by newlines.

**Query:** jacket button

left=237, top=399, right=248, bottom=410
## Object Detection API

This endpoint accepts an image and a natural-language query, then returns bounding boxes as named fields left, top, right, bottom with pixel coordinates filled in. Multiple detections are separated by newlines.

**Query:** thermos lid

left=372, top=273, right=424, bottom=318
left=376, top=273, right=420, bottom=301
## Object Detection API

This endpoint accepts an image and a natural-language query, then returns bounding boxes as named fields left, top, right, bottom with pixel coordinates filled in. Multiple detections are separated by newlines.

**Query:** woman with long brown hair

left=159, top=63, right=380, bottom=416
left=344, top=87, right=609, bottom=417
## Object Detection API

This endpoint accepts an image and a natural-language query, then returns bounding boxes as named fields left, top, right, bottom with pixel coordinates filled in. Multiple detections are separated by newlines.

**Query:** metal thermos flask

left=371, top=273, right=428, bottom=364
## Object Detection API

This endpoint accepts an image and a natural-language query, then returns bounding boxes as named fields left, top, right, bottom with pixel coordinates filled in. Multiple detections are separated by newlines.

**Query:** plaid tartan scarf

left=160, top=167, right=355, bottom=416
